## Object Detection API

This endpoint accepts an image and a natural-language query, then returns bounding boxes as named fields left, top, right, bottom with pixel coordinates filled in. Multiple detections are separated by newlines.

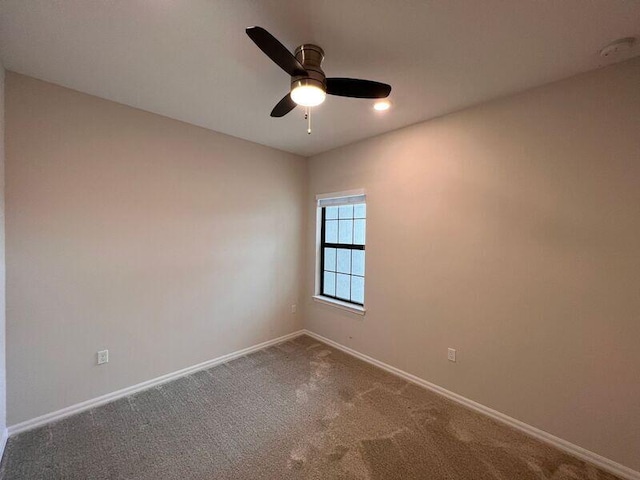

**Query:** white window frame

left=313, top=189, right=366, bottom=315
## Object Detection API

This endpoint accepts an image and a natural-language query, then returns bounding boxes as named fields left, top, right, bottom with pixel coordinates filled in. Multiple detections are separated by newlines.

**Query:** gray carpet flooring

left=0, top=335, right=622, bottom=479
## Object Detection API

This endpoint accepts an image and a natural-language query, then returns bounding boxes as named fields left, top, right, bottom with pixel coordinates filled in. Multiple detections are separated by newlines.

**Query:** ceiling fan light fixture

left=291, top=83, right=326, bottom=107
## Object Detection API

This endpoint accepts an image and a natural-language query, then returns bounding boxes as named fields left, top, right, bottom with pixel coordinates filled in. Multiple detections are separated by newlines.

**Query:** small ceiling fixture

left=374, top=100, right=391, bottom=111
left=599, top=37, right=636, bottom=58
left=246, top=26, right=391, bottom=133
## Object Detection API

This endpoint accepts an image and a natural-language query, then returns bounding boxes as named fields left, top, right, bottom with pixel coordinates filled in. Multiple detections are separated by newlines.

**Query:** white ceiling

left=1, top=1, right=639, bottom=156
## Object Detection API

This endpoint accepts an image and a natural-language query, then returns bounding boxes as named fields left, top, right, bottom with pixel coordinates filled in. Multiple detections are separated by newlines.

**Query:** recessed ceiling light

left=374, top=100, right=391, bottom=111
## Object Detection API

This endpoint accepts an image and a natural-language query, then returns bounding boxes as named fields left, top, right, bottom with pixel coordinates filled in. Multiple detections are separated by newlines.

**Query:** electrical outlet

left=291, top=304, right=297, bottom=314
left=447, top=348, right=456, bottom=362
left=97, top=349, right=109, bottom=365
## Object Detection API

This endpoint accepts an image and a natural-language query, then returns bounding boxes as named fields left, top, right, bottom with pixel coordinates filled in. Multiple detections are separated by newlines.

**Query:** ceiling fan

left=246, top=26, right=392, bottom=118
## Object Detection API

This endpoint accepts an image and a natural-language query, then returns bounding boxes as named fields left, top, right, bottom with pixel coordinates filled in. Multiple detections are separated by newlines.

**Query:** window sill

left=312, top=295, right=366, bottom=316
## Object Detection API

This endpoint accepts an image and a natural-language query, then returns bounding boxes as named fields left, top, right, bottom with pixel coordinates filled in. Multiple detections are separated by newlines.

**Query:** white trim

left=312, top=295, right=366, bottom=315
left=315, top=188, right=365, bottom=201
left=317, top=195, right=366, bottom=208
left=302, top=329, right=640, bottom=480
left=0, top=428, right=8, bottom=461
left=7, top=330, right=306, bottom=436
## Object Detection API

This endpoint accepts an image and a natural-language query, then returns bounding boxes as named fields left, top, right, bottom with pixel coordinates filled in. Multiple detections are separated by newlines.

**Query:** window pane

left=338, top=205, right=353, bottom=219
left=324, top=248, right=336, bottom=272
left=351, top=276, right=364, bottom=304
left=320, top=199, right=366, bottom=307
left=353, top=219, right=366, bottom=245
left=325, top=206, right=339, bottom=220
left=351, top=250, right=365, bottom=276
left=323, top=272, right=336, bottom=296
left=336, top=273, right=350, bottom=300
left=325, top=220, right=338, bottom=243
left=336, top=249, right=351, bottom=274
left=338, top=219, right=353, bottom=244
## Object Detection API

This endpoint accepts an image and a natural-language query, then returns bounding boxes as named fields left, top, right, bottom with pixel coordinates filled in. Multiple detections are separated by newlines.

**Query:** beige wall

left=304, top=57, right=640, bottom=471
left=0, top=63, right=6, bottom=437
left=5, top=73, right=307, bottom=425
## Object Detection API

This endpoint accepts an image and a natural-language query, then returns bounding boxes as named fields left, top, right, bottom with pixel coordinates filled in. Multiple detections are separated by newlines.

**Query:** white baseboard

left=7, top=330, right=306, bottom=437
left=303, top=329, right=640, bottom=480
left=0, top=427, right=8, bottom=461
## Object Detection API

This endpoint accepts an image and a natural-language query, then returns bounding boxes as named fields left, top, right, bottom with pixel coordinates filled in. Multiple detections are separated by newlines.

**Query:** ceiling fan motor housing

left=292, top=44, right=326, bottom=92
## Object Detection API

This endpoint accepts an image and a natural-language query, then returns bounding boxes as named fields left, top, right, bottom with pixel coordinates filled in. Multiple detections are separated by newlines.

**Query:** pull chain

left=303, top=107, right=312, bottom=134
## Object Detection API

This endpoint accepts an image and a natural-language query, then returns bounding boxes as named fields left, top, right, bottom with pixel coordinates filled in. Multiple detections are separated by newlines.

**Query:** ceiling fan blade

left=271, top=93, right=297, bottom=117
left=326, top=78, right=391, bottom=99
left=246, top=26, right=307, bottom=77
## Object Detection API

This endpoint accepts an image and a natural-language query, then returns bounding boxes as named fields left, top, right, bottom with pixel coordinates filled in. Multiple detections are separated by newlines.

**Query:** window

left=317, top=193, right=366, bottom=309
